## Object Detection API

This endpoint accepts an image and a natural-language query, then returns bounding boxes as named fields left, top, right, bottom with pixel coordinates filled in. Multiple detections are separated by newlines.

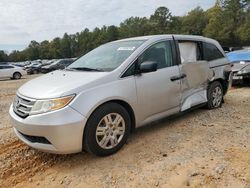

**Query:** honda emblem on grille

left=16, top=98, right=21, bottom=108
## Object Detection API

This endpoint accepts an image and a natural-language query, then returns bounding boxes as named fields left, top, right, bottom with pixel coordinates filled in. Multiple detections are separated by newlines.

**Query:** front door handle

left=170, top=74, right=187, bottom=81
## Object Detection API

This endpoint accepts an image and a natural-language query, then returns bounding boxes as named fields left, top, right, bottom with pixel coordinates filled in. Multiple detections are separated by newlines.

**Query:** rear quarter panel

left=209, top=57, right=232, bottom=93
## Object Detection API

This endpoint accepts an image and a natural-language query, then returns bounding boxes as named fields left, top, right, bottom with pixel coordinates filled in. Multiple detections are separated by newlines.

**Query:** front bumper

left=233, top=71, right=250, bottom=80
left=9, top=105, right=87, bottom=154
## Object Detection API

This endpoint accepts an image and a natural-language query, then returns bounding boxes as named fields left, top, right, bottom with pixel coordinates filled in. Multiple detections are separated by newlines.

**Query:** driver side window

left=138, top=41, right=173, bottom=69
left=121, top=40, right=174, bottom=78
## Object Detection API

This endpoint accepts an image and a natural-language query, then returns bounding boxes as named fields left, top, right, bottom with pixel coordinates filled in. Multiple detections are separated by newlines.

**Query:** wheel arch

left=209, top=78, right=228, bottom=95
left=84, top=99, right=136, bottom=134
left=13, top=71, right=22, bottom=76
left=109, top=99, right=136, bottom=133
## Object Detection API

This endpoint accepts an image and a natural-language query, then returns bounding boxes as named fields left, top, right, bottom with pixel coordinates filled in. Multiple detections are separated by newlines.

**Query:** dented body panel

left=179, top=61, right=212, bottom=111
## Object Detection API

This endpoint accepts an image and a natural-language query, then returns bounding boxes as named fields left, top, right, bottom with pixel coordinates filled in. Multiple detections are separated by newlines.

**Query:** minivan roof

left=116, top=34, right=218, bottom=45
left=116, top=34, right=223, bottom=54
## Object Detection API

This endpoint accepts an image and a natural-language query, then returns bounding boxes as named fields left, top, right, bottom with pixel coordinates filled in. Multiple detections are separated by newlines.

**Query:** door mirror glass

left=139, top=61, right=157, bottom=73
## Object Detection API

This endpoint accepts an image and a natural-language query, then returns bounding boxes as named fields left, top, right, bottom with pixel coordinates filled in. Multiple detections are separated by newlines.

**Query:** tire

left=33, top=70, right=38, bottom=74
left=84, top=102, right=131, bottom=156
left=207, top=81, right=223, bottom=109
left=13, top=72, right=21, bottom=80
left=243, top=77, right=250, bottom=85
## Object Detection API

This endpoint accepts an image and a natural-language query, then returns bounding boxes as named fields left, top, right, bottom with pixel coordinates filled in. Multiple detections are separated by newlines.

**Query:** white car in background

left=0, top=64, right=27, bottom=80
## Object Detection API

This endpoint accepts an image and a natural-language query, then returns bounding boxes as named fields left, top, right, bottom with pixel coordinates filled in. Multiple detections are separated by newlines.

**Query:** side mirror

left=139, top=61, right=157, bottom=73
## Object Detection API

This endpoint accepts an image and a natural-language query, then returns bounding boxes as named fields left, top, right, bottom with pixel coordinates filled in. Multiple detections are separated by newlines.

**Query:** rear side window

left=203, top=42, right=224, bottom=61
left=0, top=65, right=14, bottom=69
left=178, top=41, right=203, bottom=63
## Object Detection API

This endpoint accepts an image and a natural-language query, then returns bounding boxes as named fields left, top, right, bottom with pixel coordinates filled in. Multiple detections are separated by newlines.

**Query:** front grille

left=19, top=131, right=51, bottom=144
left=13, top=94, right=36, bottom=118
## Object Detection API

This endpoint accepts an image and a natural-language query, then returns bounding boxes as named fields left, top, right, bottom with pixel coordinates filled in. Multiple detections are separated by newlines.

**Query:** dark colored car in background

left=227, top=49, right=250, bottom=84
left=40, top=59, right=74, bottom=73
left=26, top=64, right=43, bottom=74
left=24, top=61, right=41, bottom=70
left=26, top=60, right=54, bottom=74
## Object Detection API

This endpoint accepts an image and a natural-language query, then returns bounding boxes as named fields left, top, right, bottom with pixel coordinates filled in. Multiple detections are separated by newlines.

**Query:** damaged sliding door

left=177, top=41, right=214, bottom=111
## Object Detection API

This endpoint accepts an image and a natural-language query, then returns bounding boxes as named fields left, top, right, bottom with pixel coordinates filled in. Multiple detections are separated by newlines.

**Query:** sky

left=0, top=0, right=215, bottom=52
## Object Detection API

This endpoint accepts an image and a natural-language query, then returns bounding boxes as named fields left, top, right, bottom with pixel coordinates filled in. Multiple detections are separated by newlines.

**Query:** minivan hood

left=18, top=70, right=108, bottom=99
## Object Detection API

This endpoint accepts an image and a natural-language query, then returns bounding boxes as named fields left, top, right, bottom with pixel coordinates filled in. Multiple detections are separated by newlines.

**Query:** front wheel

left=207, top=81, right=223, bottom=109
left=13, top=72, right=21, bottom=80
left=83, top=103, right=131, bottom=156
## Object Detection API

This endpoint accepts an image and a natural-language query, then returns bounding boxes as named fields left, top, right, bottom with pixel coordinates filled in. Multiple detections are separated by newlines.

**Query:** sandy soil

left=0, top=75, right=249, bottom=188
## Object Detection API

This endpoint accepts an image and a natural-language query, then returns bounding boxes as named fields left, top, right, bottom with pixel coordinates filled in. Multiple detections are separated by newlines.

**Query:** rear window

left=203, top=42, right=224, bottom=61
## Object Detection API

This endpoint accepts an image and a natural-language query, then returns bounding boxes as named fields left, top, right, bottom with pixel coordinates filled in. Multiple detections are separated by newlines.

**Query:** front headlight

left=238, top=69, right=248, bottom=74
left=30, top=95, right=75, bottom=115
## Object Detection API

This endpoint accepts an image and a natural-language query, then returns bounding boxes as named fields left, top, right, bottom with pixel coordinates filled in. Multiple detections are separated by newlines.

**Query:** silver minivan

left=9, top=35, right=232, bottom=156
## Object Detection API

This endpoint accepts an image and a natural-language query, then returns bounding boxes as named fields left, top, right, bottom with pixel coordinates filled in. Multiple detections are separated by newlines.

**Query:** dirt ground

left=0, top=75, right=249, bottom=188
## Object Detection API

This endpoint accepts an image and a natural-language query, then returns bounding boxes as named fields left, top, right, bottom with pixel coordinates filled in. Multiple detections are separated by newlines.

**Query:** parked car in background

left=13, top=64, right=25, bottom=68
left=26, top=60, right=55, bottom=74
left=26, top=64, right=43, bottom=74
left=227, top=49, right=250, bottom=84
left=222, top=46, right=231, bottom=53
left=13, top=61, right=31, bottom=67
left=0, top=64, right=27, bottom=80
left=10, top=35, right=232, bottom=156
left=24, top=61, right=41, bottom=70
left=40, top=59, right=74, bottom=73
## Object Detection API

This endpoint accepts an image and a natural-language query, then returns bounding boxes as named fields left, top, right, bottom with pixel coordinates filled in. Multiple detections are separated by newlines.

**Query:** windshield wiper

left=65, top=67, right=104, bottom=72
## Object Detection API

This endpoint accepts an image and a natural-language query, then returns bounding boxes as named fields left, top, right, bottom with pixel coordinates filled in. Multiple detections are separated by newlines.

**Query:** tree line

left=0, top=0, right=249, bottom=62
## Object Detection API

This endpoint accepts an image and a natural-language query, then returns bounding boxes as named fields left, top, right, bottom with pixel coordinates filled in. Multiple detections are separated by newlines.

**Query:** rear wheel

left=207, top=81, right=223, bottom=109
left=13, top=72, right=21, bottom=80
left=83, top=103, right=131, bottom=156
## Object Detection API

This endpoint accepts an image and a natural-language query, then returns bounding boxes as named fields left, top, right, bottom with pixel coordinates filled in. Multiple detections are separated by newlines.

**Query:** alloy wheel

left=96, top=113, right=125, bottom=149
left=212, top=86, right=223, bottom=108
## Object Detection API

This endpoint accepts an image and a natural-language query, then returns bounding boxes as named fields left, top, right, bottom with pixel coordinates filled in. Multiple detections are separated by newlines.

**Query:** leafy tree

left=222, top=0, right=248, bottom=45
left=106, top=25, right=119, bottom=42
left=27, top=41, right=40, bottom=60
left=60, top=33, right=72, bottom=58
left=39, top=40, right=50, bottom=59
left=204, top=0, right=227, bottom=43
left=8, top=50, right=27, bottom=62
left=119, top=17, right=151, bottom=38
left=181, top=7, right=207, bottom=35
left=0, top=50, right=8, bottom=62
left=236, top=4, right=250, bottom=45
left=49, top=37, right=61, bottom=59
left=149, top=7, right=172, bottom=34
left=169, top=16, right=183, bottom=34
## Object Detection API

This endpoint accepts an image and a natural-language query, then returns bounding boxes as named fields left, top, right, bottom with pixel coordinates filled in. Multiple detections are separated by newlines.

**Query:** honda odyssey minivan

left=9, top=35, right=232, bottom=156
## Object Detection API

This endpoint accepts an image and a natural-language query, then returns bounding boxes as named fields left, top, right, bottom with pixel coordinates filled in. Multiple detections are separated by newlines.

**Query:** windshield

left=68, top=40, right=145, bottom=72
